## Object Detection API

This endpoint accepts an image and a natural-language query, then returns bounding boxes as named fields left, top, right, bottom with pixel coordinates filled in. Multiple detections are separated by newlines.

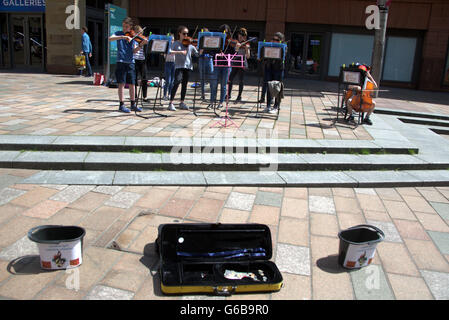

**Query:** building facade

left=1, top=0, right=449, bottom=91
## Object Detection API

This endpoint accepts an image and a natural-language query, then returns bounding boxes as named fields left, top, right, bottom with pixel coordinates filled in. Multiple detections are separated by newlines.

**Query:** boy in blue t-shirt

left=109, top=17, right=147, bottom=113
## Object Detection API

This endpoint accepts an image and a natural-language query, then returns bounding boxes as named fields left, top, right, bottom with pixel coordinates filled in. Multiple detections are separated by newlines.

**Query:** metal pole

left=371, top=0, right=389, bottom=98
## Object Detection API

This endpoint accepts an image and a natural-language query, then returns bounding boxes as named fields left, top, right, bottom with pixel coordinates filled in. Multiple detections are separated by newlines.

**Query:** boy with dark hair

left=264, top=32, right=285, bottom=114
left=108, top=17, right=146, bottom=113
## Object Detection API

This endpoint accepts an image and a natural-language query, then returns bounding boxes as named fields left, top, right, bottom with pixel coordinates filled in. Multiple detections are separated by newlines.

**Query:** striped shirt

left=133, top=47, right=145, bottom=61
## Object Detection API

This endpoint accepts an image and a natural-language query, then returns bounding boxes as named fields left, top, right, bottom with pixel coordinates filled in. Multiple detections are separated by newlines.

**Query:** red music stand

left=210, top=53, right=244, bottom=128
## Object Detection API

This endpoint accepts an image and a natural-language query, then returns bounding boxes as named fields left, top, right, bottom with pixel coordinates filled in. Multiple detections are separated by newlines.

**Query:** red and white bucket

left=93, top=72, right=104, bottom=85
left=338, top=225, right=384, bottom=269
left=28, top=225, right=86, bottom=270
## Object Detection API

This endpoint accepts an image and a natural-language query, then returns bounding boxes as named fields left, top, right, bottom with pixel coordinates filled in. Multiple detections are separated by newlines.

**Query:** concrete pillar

left=46, top=0, right=86, bottom=74
left=371, top=0, right=389, bottom=97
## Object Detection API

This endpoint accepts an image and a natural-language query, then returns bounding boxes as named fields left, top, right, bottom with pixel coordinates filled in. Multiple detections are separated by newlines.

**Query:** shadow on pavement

left=7, top=255, right=57, bottom=275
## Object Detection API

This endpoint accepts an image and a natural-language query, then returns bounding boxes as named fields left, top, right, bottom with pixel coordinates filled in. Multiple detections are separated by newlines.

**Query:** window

left=383, top=36, right=417, bottom=82
left=328, top=33, right=373, bottom=77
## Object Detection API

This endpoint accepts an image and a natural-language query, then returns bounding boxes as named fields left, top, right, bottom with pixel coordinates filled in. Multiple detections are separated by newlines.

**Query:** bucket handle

left=27, top=225, right=63, bottom=243
left=346, top=224, right=385, bottom=241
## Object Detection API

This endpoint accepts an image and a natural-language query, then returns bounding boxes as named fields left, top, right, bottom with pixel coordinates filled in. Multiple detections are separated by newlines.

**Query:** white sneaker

left=168, top=103, right=176, bottom=111
left=180, top=102, right=189, bottom=110
left=269, top=108, right=278, bottom=114
left=217, top=104, right=223, bottom=110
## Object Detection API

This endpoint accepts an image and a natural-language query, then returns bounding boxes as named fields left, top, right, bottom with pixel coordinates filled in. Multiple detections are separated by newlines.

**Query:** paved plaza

left=1, top=71, right=449, bottom=300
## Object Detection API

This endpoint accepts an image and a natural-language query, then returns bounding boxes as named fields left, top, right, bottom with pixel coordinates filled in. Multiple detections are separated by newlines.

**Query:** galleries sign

left=0, top=0, right=46, bottom=12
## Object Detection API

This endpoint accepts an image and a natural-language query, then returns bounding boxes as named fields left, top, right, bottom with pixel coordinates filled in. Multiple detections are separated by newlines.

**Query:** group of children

left=109, top=18, right=286, bottom=114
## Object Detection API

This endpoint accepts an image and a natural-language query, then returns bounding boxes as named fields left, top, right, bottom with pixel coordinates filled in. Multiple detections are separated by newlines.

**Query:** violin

left=182, top=37, right=198, bottom=47
left=226, top=37, right=257, bottom=49
left=125, top=29, right=148, bottom=44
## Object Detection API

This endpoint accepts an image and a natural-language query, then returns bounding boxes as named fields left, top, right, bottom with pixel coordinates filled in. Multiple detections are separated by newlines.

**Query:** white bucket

left=28, top=225, right=86, bottom=270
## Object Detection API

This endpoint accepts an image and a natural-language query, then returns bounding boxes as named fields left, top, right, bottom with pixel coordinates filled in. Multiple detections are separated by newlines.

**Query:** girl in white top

left=168, top=25, right=199, bottom=111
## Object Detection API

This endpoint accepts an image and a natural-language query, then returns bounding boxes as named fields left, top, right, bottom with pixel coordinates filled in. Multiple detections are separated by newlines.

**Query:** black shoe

left=258, top=97, right=265, bottom=103
left=235, top=96, right=242, bottom=102
left=363, top=117, right=373, bottom=125
left=346, top=115, right=355, bottom=122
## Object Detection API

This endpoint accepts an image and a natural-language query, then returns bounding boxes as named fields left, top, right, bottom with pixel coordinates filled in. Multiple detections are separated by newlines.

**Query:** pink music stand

left=210, top=53, right=244, bottom=128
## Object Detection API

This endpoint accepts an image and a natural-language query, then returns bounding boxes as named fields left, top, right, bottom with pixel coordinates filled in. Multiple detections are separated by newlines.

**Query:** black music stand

left=192, top=33, right=225, bottom=117
left=136, top=36, right=172, bottom=119
left=337, top=66, right=365, bottom=124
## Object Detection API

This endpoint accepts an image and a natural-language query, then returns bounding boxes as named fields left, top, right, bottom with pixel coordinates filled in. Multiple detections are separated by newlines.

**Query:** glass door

left=11, top=15, right=26, bottom=66
left=28, top=16, right=43, bottom=67
left=0, top=14, right=10, bottom=68
left=10, top=15, right=44, bottom=69
left=288, top=33, right=323, bottom=78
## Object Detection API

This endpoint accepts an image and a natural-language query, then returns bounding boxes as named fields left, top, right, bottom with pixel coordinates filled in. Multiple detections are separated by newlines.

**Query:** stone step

left=1, top=151, right=446, bottom=171
left=0, top=135, right=418, bottom=154
left=375, top=108, right=449, bottom=122
left=398, top=116, right=449, bottom=128
left=19, top=169, right=449, bottom=187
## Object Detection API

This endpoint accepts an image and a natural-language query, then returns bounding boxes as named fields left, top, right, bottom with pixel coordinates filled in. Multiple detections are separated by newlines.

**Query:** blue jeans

left=83, top=52, right=93, bottom=76
left=210, top=67, right=231, bottom=104
left=164, top=61, right=175, bottom=97
left=199, top=55, right=214, bottom=97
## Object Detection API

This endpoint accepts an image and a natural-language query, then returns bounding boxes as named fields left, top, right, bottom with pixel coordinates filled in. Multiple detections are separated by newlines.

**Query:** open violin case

left=156, top=223, right=283, bottom=296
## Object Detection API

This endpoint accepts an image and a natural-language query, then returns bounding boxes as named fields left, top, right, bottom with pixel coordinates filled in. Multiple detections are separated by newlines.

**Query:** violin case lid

left=156, top=223, right=283, bottom=296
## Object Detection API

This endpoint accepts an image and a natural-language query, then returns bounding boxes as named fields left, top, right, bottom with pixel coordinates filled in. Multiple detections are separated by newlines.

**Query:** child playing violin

left=228, top=27, right=251, bottom=102
left=132, top=25, right=149, bottom=103
left=345, top=64, right=377, bottom=125
left=108, top=17, right=147, bottom=113
left=168, top=25, right=199, bottom=111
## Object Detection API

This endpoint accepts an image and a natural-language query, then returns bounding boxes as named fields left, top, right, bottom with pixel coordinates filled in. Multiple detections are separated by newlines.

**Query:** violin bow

left=224, top=25, right=238, bottom=52
left=131, top=26, right=146, bottom=42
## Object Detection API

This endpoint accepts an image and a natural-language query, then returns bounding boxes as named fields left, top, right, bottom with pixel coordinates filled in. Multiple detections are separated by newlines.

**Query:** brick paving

left=0, top=168, right=449, bottom=300
left=0, top=72, right=374, bottom=140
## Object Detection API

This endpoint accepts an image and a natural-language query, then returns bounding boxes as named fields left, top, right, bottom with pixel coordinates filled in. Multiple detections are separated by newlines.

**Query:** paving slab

left=113, top=171, right=206, bottom=186
left=278, top=171, right=357, bottom=187
left=427, top=231, right=449, bottom=255
left=350, top=265, right=395, bottom=300
left=203, top=171, right=285, bottom=186
left=406, top=170, right=449, bottom=186
left=344, top=170, right=420, bottom=187
left=429, top=202, right=449, bottom=220
left=22, top=171, right=115, bottom=185
left=420, top=270, right=449, bottom=300
left=13, top=151, right=88, bottom=170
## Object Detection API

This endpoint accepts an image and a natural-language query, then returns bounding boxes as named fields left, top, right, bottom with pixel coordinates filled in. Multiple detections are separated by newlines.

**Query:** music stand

left=337, top=65, right=365, bottom=123
left=210, top=53, right=245, bottom=128
left=136, top=34, right=172, bottom=119
left=192, top=32, right=226, bottom=117
left=256, top=41, right=287, bottom=119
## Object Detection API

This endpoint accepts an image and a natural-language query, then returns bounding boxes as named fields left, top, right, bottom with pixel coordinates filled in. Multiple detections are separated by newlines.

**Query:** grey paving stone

left=362, top=155, right=426, bottom=167
left=275, top=243, right=311, bottom=276
left=0, top=135, right=57, bottom=146
left=14, top=151, right=88, bottom=169
left=225, top=192, right=256, bottom=211
left=278, top=171, right=357, bottom=187
left=84, top=152, right=162, bottom=170
left=350, top=265, right=395, bottom=300
left=69, top=115, right=93, bottom=123
left=113, top=171, right=206, bottom=186
left=420, top=270, right=449, bottom=300
left=104, top=191, right=142, bottom=209
left=405, top=170, right=449, bottom=186
left=364, top=128, right=409, bottom=142
left=315, top=139, right=378, bottom=150
left=0, top=188, right=26, bottom=206
left=308, top=195, right=336, bottom=214
left=0, top=151, right=21, bottom=164
left=344, top=170, right=419, bottom=187
left=429, top=202, right=449, bottom=220
left=371, top=139, right=419, bottom=152
left=254, top=191, right=283, bottom=207
left=427, top=231, right=449, bottom=255
left=0, top=174, right=25, bottom=190
left=50, top=186, right=95, bottom=203
left=204, top=171, right=285, bottom=186
left=366, top=220, right=402, bottom=243
left=53, top=136, right=125, bottom=146
left=86, top=285, right=134, bottom=300
left=416, top=154, right=449, bottom=165
left=0, top=236, right=39, bottom=261
left=93, top=186, right=123, bottom=195
left=22, top=171, right=115, bottom=185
